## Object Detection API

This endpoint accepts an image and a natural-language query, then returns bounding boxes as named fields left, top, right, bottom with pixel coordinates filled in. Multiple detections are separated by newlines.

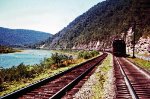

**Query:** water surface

left=0, top=49, right=52, bottom=68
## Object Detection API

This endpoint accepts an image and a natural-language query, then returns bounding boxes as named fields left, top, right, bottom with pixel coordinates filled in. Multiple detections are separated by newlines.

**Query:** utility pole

left=130, top=1, right=147, bottom=58
left=132, top=21, right=136, bottom=58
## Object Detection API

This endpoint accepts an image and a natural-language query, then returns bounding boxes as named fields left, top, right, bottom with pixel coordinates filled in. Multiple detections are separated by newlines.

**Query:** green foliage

left=0, top=53, right=74, bottom=92
left=0, top=45, right=18, bottom=53
left=78, top=50, right=99, bottom=59
left=0, top=64, right=30, bottom=82
left=82, top=51, right=92, bottom=59
left=50, top=53, right=71, bottom=66
left=0, top=27, right=52, bottom=47
left=0, top=68, right=5, bottom=91
left=51, top=53, right=61, bottom=65
left=90, top=50, right=99, bottom=57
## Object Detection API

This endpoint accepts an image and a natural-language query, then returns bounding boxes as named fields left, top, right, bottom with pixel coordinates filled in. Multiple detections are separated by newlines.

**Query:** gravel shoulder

left=73, top=53, right=115, bottom=99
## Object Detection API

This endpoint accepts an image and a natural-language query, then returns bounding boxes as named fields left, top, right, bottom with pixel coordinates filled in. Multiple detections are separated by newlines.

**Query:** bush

left=83, top=51, right=92, bottom=59
left=78, top=50, right=99, bottom=59
left=51, top=53, right=61, bottom=65
left=0, top=68, right=5, bottom=91
left=60, top=60, right=74, bottom=67
left=78, top=51, right=84, bottom=59
left=17, top=63, right=29, bottom=79
left=90, top=50, right=99, bottom=57
left=0, top=52, right=74, bottom=92
left=50, top=53, right=72, bottom=67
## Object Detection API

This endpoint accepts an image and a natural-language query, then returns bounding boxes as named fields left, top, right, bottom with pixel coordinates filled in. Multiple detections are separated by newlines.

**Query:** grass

left=128, top=57, right=150, bottom=72
left=91, top=53, right=113, bottom=99
left=134, top=52, right=150, bottom=57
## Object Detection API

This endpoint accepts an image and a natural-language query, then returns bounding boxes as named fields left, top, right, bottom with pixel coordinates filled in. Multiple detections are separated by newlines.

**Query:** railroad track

left=1, top=53, right=107, bottom=99
left=114, top=56, right=150, bottom=99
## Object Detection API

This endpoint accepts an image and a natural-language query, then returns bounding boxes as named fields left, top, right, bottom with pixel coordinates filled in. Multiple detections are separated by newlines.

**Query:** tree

left=51, top=53, right=61, bottom=66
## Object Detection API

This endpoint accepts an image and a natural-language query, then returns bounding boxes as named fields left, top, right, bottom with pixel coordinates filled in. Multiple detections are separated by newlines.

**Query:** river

left=0, top=49, right=52, bottom=68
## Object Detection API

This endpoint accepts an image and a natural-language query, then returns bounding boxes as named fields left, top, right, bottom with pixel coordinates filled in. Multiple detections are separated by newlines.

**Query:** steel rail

left=1, top=53, right=106, bottom=99
left=115, top=57, right=139, bottom=99
left=50, top=53, right=107, bottom=99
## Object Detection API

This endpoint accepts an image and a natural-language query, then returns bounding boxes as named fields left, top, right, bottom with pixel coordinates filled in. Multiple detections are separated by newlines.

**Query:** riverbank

left=0, top=50, right=100, bottom=96
left=51, top=50, right=79, bottom=60
left=0, top=53, right=75, bottom=96
left=0, top=45, right=22, bottom=54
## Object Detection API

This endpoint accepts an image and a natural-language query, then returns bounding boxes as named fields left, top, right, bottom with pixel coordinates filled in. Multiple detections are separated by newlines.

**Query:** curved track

left=2, top=53, right=107, bottom=99
left=114, top=56, right=150, bottom=99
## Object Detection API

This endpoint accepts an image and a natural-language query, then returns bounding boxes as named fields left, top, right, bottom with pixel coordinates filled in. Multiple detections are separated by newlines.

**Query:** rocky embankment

left=72, top=39, right=112, bottom=51
left=135, top=37, right=150, bottom=54
left=126, top=27, right=150, bottom=58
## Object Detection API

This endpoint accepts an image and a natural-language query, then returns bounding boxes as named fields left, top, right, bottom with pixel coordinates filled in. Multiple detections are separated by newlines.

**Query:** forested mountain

left=44, top=0, right=150, bottom=50
left=0, top=27, right=52, bottom=47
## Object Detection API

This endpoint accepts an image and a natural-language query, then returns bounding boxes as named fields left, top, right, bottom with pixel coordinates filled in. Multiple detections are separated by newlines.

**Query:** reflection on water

left=0, top=49, right=52, bottom=68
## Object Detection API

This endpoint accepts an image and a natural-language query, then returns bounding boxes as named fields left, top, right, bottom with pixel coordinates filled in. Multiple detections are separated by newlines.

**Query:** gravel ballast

left=73, top=53, right=115, bottom=99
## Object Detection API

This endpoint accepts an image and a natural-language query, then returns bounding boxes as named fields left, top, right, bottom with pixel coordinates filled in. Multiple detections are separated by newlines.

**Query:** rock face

left=72, top=41, right=102, bottom=50
left=72, top=40, right=112, bottom=51
left=126, top=27, right=150, bottom=54
left=135, top=37, right=150, bottom=54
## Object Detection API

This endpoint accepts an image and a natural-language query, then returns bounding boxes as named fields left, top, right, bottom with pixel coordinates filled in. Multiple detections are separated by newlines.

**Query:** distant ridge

left=0, top=27, right=53, bottom=47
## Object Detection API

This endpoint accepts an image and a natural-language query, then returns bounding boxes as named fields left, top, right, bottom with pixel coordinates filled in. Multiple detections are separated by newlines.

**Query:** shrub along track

left=1, top=53, right=107, bottom=99
left=114, top=56, right=150, bottom=99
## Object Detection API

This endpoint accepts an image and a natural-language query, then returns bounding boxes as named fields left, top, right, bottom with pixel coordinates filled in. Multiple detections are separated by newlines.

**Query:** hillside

left=0, top=27, right=52, bottom=47
left=43, top=0, right=150, bottom=51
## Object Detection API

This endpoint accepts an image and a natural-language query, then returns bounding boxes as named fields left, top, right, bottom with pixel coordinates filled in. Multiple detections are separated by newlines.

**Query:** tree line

left=0, top=45, right=19, bottom=53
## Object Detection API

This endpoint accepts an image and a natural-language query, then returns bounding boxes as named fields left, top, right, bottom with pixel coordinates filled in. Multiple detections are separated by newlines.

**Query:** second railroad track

left=114, top=56, right=150, bottom=99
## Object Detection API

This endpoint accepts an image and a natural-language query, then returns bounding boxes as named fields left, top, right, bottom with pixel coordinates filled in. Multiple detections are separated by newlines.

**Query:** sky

left=0, top=0, right=105, bottom=34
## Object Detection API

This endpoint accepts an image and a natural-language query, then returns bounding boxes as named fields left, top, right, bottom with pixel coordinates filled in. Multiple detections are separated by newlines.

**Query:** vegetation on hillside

left=0, top=27, right=52, bottom=47
left=44, top=0, right=150, bottom=49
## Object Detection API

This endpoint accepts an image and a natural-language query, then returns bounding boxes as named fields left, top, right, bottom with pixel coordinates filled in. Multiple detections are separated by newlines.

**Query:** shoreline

left=0, top=49, right=53, bottom=68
